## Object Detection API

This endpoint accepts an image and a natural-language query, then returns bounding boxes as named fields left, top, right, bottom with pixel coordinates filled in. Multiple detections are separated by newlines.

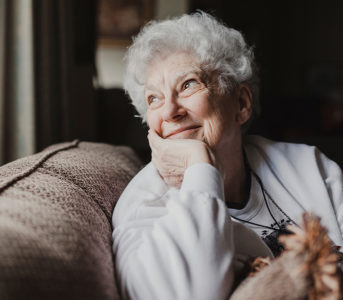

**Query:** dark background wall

left=187, top=0, right=343, bottom=166
left=30, top=0, right=343, bottom=167
left=33, top=0, right=97, bottom=151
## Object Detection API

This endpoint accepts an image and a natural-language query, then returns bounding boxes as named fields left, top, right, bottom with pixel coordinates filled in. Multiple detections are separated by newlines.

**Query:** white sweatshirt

left=112, top=135, right=343, bottom=300
left=235, top=135, right=343, bottom=252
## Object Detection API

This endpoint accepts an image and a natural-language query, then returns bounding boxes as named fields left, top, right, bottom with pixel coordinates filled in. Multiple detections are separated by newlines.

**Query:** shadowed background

left=1, top=0, right=343, bottom=166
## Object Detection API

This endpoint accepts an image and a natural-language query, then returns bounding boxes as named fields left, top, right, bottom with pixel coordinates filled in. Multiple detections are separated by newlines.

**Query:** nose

left=161, top=98, right=186, bottom=122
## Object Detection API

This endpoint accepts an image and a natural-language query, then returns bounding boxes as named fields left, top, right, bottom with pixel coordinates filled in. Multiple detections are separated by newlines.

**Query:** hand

left=148, top=129, right=216, bottom=187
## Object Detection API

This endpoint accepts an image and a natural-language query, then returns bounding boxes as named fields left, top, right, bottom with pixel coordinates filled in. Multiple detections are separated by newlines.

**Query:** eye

left=147, top=95, right=161, bottom=107
left=183, top=79, right=198, bottom=90
left=148, top=95, right=157, bottom=104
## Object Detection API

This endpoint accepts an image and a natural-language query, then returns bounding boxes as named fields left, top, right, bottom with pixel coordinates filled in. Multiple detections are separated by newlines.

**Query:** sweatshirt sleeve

left=112, top=163, right=269, bottom=300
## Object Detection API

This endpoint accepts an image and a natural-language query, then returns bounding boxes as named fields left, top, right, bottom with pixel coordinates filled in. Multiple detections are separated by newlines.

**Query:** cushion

left=0, top=140, right=143, bottom=300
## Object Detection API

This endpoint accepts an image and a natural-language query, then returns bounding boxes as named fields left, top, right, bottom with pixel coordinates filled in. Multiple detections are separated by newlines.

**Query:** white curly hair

left=123, top=11, right=260, bottom=129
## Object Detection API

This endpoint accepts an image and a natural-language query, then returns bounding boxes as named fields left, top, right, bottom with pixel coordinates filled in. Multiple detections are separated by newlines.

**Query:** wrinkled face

left=145, top=52, right=243, bottom=150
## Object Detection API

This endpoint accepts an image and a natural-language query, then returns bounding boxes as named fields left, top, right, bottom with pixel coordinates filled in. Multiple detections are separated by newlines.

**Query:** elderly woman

left=112, top=12, right=343, bottom=300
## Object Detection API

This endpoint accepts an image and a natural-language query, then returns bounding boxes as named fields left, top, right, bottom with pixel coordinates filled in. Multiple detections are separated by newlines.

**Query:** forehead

left=145, top=52, right=202, bottom=87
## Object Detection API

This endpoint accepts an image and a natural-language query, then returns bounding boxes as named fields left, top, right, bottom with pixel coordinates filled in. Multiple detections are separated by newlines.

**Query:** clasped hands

left=148, top=129, right=217, bottom=187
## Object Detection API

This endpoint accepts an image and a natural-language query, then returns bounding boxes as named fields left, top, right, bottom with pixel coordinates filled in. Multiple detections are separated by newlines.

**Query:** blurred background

left=1, top=0, right=343, bottom=166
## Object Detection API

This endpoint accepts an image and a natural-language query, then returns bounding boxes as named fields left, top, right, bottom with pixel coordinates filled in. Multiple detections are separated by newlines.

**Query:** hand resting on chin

left=148, top=129, right=217, bottom=187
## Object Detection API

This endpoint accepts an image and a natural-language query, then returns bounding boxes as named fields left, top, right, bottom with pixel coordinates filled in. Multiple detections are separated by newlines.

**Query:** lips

left=165, top=125, right=201, bottom=138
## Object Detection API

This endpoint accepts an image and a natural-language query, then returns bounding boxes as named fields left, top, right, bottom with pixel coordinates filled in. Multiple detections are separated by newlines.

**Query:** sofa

left=0, top=140, right=143, bottom=300
left=1, top=139, right=341, bottom=300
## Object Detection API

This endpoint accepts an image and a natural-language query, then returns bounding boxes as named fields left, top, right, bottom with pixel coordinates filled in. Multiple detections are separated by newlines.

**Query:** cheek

left=201, top=97, right=236, bottom=147
left=195, top=95, right=222, bottom=146
left=202, top=114, right=224, bottom=147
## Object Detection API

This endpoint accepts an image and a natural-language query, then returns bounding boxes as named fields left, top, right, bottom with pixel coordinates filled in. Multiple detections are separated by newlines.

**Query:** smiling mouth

left=165, top=126, right=201, bottom=138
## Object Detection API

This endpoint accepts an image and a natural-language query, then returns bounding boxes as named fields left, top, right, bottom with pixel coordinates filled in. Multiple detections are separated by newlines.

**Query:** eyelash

left=146, top=79, right=199, bottom=105
left=182, top=79, right=197, bottom=90
left=147, top=95, right=157, bottom=104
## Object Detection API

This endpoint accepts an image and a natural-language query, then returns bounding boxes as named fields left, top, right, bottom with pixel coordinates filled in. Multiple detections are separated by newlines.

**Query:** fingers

left=148, top=128, right=161, bottom=139
left=148, top=129, right=163, bottom=144
left=148, top=129, right=166, bottom=153
left=148, top=129, right=163, bottom=142
left=148, top=130, right=157, bottom=155
left=153, top=153, right=182, bottom=187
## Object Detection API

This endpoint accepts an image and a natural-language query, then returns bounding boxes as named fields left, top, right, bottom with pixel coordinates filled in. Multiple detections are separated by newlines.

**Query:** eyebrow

left=145, top=66, right=202, bottom=93
left=174, top=67, right=202, bottom=85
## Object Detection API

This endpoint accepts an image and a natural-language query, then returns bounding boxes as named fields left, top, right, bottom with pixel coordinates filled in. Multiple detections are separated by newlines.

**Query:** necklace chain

left=258, top=179, right=298, bottom=227
left=229, top=163, right=298, bottom=232
left=251, top=170, right=298, bottom=228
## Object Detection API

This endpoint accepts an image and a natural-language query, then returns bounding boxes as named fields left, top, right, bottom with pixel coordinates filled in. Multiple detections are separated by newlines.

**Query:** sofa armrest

left=0, top=140, right=143, bottom=300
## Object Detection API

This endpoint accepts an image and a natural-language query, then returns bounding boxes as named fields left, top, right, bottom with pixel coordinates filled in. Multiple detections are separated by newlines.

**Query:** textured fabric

left=113, top=162, right=272, bottom=300
left=0, top=140, right=142, bottom=300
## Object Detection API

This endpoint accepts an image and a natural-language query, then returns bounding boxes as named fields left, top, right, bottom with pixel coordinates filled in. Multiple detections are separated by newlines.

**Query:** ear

left=235, top=84, right=253, bottom=125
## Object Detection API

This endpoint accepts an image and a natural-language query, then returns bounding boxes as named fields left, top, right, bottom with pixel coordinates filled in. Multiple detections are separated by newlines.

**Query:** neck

left=215, top=135, right=249, bottom=207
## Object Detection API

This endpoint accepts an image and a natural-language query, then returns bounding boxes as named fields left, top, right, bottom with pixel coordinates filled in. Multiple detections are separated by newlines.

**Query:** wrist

left=186, top=144, right=214, bottom=168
